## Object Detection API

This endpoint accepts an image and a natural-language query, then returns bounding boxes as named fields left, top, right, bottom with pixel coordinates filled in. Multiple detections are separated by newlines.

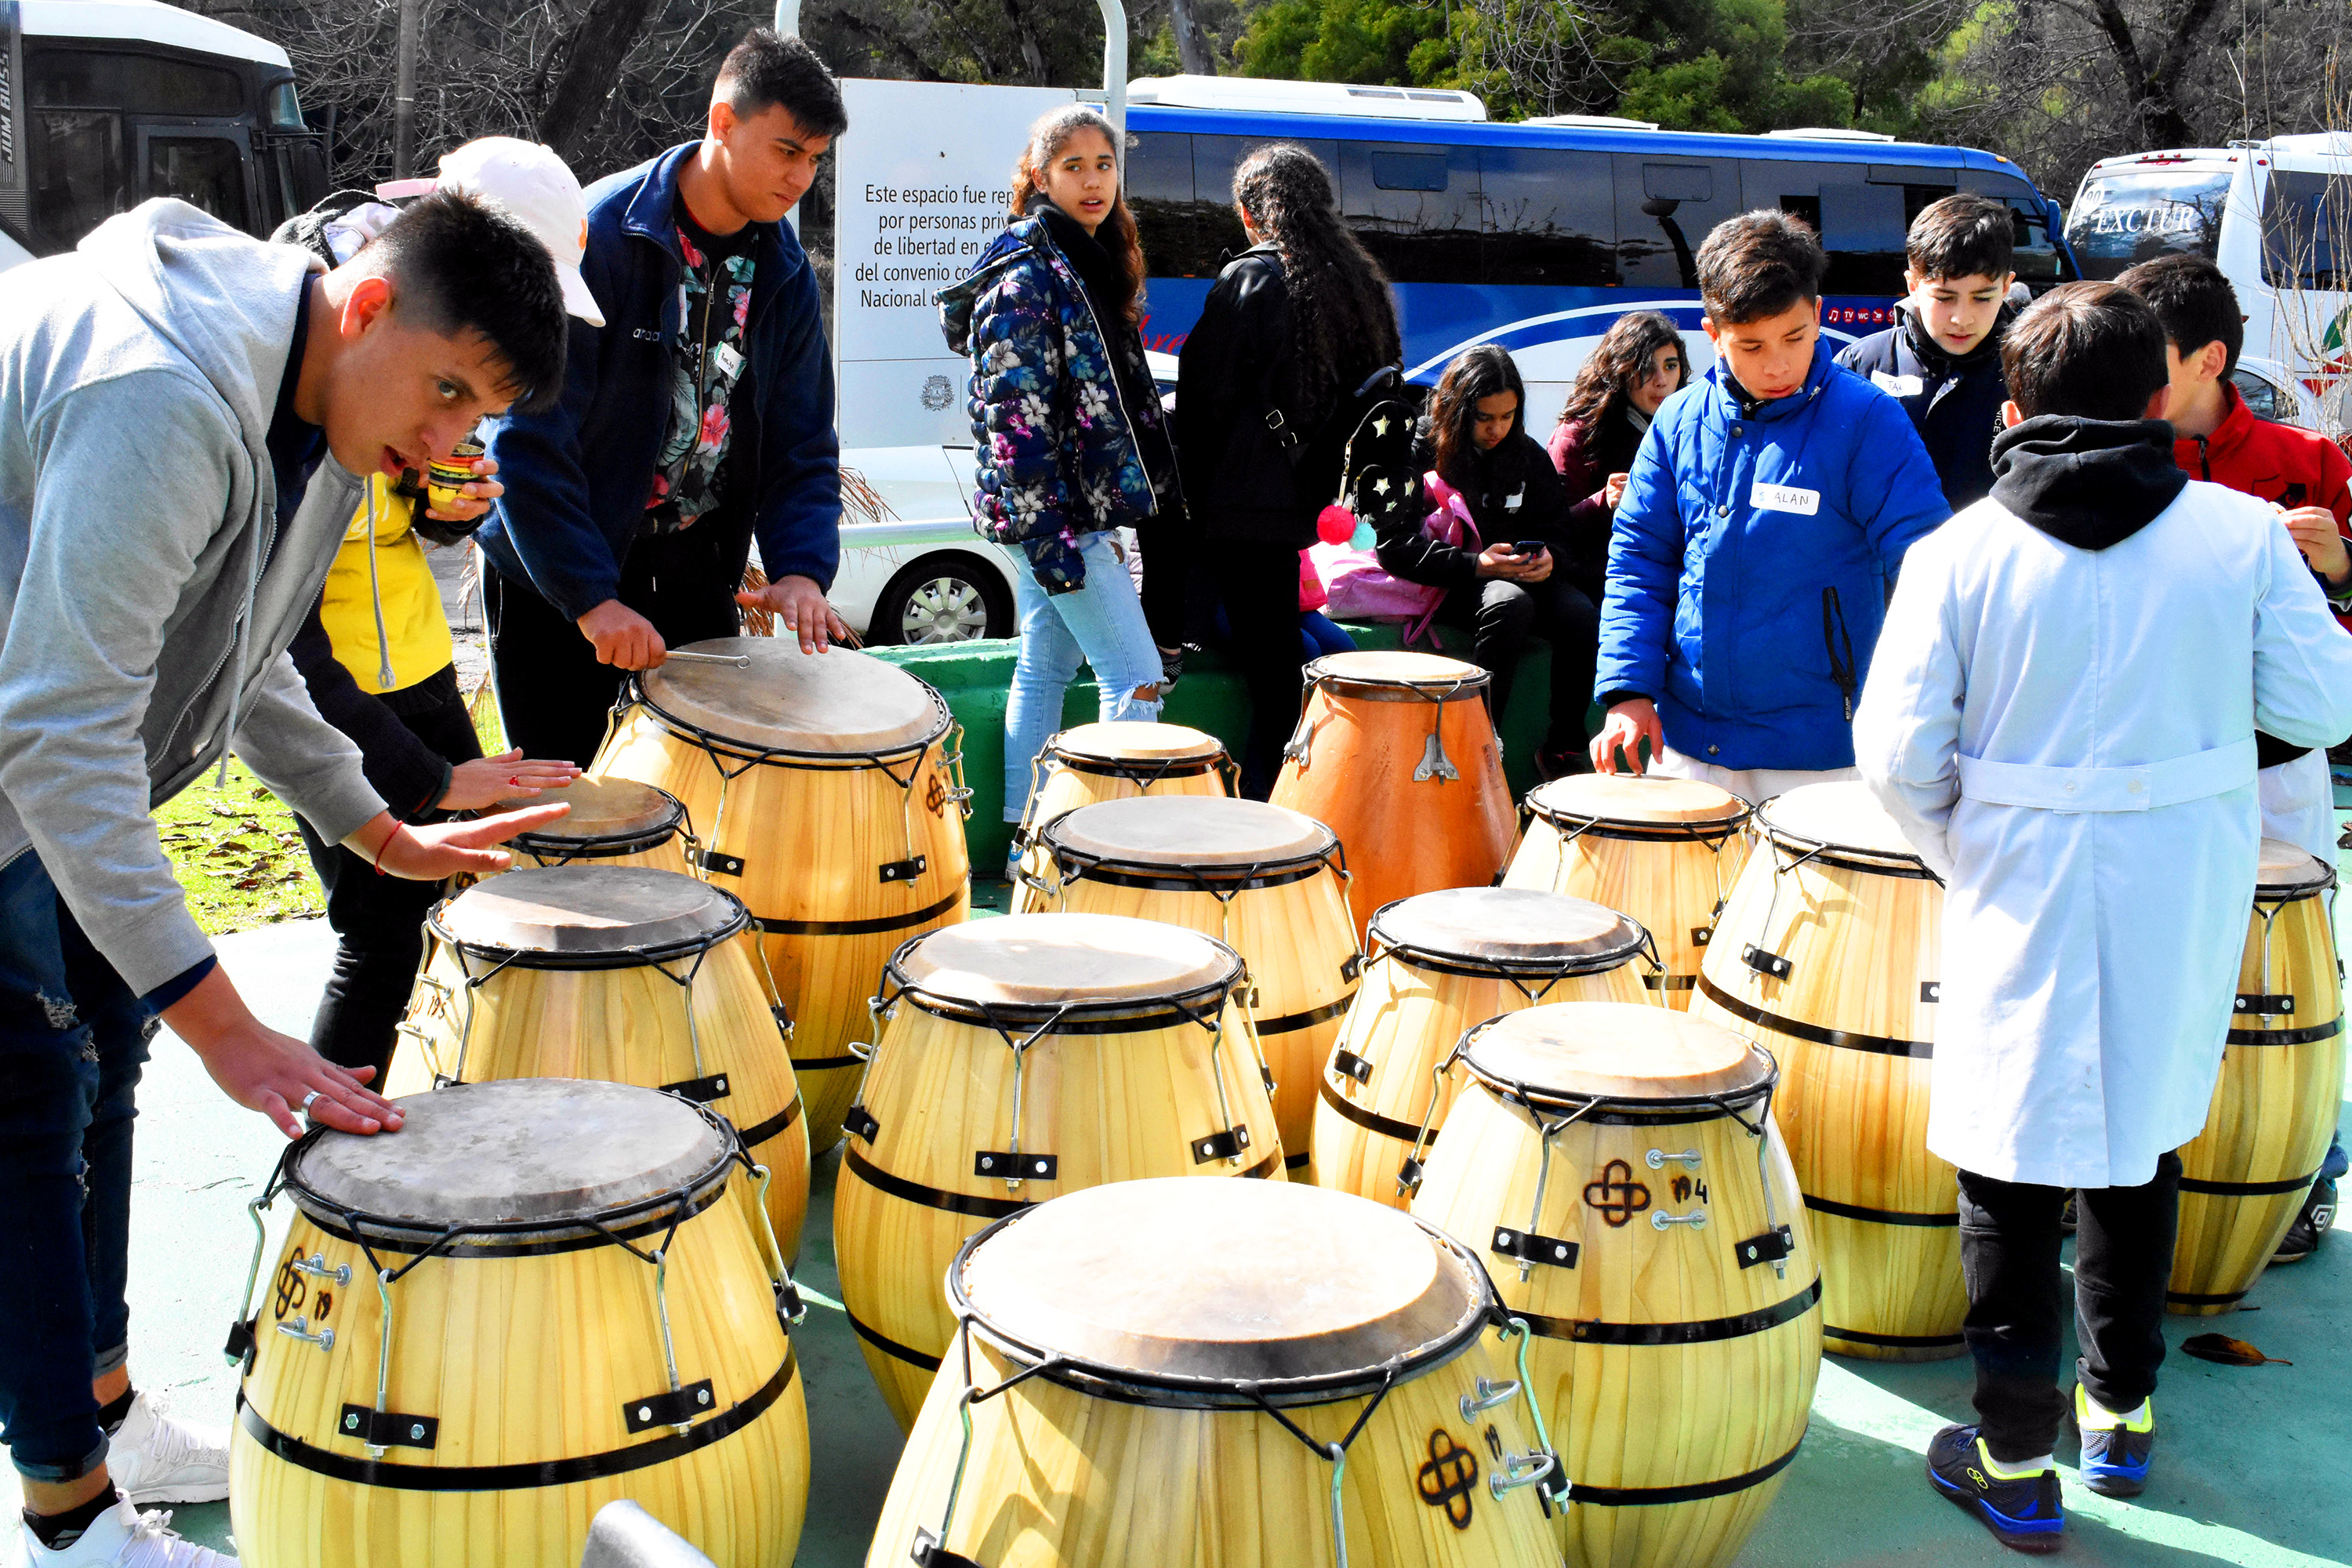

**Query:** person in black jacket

left=1835, top=193, right=2016, bottom=511
left=1174, top=143, right=1401, bottom=796
left=1548, top=310, right=1686, bottom=544
left=1381, top=345, right=1599, bottom=777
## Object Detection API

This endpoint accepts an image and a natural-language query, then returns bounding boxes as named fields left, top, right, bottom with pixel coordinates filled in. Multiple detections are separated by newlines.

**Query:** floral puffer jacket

left=938, top=212, right=1170, bottom=593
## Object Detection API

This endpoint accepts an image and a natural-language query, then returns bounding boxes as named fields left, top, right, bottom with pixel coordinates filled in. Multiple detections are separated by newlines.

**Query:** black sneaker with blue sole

left=2075, top=1384, right=2155, bottom=1497
left=1927, top=1424, right=2064, bottom=1554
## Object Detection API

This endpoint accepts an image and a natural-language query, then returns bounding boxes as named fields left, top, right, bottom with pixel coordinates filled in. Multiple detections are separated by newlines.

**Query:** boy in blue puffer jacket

left=1591, top=210, right=1950, bottom=801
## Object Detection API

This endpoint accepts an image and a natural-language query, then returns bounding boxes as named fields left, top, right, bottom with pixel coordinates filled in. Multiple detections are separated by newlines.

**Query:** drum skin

left=1272, top=654, right=1514, bottom=943
left=1690, top=785, right=1958, bottom=1362
left=1503, top=775, right=1750, bottom=1011
left=495, top=778, right=692, bottom=874
left=593, top=640, right=973, bottom=1156
left=1410, top=1006, right=1820, bottom=1568
left=1009, top=723, right=1232, bottom=914
left=229, top=1087, right=808, bottom=1568
left=1315, top=890, right=1653, bottom=1212
left=2170, top=844, right=2345, bottom=1314
left=833, top=917, right=1285, bottom=1432
left=390, top=875, right=810, bottom=1263
left=866, top=1181, right=1563, bottom=1568
left=1032, top=798, right=1359, bottom=1179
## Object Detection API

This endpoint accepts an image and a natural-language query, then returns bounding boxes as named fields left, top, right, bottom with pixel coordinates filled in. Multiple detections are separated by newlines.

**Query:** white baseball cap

left=435, top=136, right=605, bottom=327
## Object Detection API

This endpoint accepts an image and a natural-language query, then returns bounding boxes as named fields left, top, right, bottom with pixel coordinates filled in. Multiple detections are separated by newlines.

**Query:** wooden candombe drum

left=868, top=1178, right=1568, bottom=1568
left=1690, top=782, right=1957, bottom=1361
left=593, top=637, right=973, bottom=1156
left=389, top=866, right=810, bottom=1262
left=485, top=776, right=691, bottom=872
left=1504, top=774, right=1751, bottom=1010
left=227, top=1080, right=810, bottom=1568
left=833, top=913, right=1284, bottom=1431
left=2170, top=840, right=2345, bottom=1313
left=1272, top=652, right=1515, bottom=942
left=1030, top=795, right=1362, bottom=1177
left=1008, top=720, right=1235, bottom=913
left=1316, top=887, right=1657, bottom=1211
left=1411, top=1004, right=1820, bottom=1568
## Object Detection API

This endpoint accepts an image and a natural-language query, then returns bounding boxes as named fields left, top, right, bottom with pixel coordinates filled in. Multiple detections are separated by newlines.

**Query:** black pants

left=1216, top=539, right=1311, bottom=799
left=296, top=666, right=481, bottom=1079
left=1437, top=570, right=1601, bottom=761
left=1958, top=1152, right=2180, bottom=1463
left=485, top=526, right=746, bottom=768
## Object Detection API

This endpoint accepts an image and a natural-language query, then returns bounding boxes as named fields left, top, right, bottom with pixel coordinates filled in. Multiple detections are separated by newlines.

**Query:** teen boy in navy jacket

left=1591, top=210, right=1949, bottom=801
left=479, top=30, right=850, bottom=766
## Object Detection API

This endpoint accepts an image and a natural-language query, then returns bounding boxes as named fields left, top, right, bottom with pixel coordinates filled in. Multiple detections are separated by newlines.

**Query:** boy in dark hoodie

left=1855, top=281, right=2352, bottom=1553
left=1836, top=192, right=2016, bottom=511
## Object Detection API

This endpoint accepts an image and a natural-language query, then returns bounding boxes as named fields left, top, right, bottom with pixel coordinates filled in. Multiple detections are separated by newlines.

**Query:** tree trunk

left=1170, top=0, right=1215, bottom=74
left=997, top=0, right=1049, bottom=81
left=538, top=0, right=662, bottom=165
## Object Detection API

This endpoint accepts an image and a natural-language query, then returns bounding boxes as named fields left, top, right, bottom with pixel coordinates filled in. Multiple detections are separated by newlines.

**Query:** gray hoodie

left=0, top=200, right=385, bottom=996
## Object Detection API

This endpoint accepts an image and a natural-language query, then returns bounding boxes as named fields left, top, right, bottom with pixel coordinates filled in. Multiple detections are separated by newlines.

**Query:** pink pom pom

left=1317, top=504, right=1356, bottom=545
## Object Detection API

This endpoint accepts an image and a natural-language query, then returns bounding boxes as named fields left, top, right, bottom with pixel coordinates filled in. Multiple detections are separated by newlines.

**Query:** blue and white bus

left=1120, top=76, right=2076, bottom=418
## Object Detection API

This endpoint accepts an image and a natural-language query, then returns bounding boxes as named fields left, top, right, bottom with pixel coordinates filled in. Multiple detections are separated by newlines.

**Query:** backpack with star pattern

left=1265, top=365, right=1425, bottom=528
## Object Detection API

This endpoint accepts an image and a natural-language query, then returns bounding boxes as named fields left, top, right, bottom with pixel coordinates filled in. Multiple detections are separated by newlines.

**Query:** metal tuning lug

left=1741, top=945, right=1793, bottom=981
left=1190, top=1127, right=1250, bottom=1164
left=290, top=1253, right=352, bottom=1287
left=1331, top=1048, right=1374, bottom=1086
left=1491, top=1227, right=1581, bottom=1270
left=1460, top=1376, right=1522, bottom=1421
left=336, top=1406, right=437, bottom=1450
left=274, top=1316, right=333, bottom=1352
left=1413, top=730, right=1460, bottom=783
left=843, top=1105, right=880, bottom=1143
left=1489, top=1449, right=1559, bottom=1498
left=1646, top=1148, right=1702, bottom=1170
left=222, top=1318, right=256, bottom=1370
left=973, top=1150, right=1057, bottom=1182
left=660, top=1072, right=732, bottom=1104
left=622, top=1380, right=716, bottom=1436
left=2234, top=993, right=2295, bottom=1016
left=1736, top=1225, right=1795, bottom=1270
left=879, top=856, right=928, bottom=884
left=1651, top=1210, right=1708, bottom=1232
left=911, top=1528, right=986, bottom=1568
left=691, top=847, right=745, bottom=877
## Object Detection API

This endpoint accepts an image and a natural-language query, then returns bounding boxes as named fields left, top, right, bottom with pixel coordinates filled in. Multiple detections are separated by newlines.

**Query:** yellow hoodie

left=319, top=474, right=456, bottom=691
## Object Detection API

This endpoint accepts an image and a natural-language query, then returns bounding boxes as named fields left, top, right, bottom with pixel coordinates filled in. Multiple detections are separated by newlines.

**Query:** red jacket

left=2171, top=382, right=2352, bottom=630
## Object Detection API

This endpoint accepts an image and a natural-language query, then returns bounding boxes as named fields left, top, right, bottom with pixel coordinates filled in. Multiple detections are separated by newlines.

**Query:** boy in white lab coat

left=1855, top=281, right=2352, bottom=1553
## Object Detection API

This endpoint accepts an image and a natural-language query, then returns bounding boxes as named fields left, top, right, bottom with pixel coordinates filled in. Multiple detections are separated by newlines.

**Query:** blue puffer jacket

left=938, top=209, right=1170, bottom=593
left=1595, top=339, right=1950, bottom=771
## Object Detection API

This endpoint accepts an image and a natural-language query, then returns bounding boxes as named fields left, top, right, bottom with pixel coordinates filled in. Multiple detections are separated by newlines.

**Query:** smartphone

left=1513, top=540, right=1547, bottom=556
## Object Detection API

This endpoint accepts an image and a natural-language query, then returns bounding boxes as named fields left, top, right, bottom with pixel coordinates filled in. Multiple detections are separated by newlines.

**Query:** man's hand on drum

left=161, top=965, right=404, bottom=1138
left=341, top=804, right=573, bottom=882
left=437, top=750, right=582, bottom=812
left=737, top=573, right=851, bottom=655
left=1590, top=697, right=1666, bottom=775
left=579, top=599, right=666, bottom=669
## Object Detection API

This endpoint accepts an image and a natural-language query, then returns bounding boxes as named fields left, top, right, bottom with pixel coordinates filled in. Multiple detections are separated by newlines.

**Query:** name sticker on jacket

left=1751, top=481, right=1820, bottom=516
left=1871, top=371, right=1925, bottom=398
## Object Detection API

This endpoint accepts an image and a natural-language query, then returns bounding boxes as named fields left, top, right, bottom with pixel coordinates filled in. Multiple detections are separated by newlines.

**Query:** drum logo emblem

left=1584, top=1160, right=1653, bottom=1227
left=925, top=773, right=947, bottom=815
left=1416, top=1428, right=1479, bottom=1529
left=271, top=1260, right=307, bottom=1321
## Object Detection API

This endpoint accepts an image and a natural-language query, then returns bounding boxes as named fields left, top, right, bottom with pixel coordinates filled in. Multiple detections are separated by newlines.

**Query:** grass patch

left=153, top=760, right=325, bottom=935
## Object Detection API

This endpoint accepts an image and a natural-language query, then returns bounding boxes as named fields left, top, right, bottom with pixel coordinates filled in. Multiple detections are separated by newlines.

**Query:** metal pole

left=1098, top=0, right=1127, bottom=145
left=772, top=0, right=799, bottom=36
left=392, top=0, right=419, bottom=179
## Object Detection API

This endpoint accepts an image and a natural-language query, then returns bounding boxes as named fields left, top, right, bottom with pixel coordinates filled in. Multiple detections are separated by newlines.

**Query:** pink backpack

left=1305, top=474, right=1476, bottom=647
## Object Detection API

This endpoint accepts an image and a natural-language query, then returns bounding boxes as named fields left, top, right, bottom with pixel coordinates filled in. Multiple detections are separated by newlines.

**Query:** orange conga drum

left=1271, top=652, right=1513, bottom=941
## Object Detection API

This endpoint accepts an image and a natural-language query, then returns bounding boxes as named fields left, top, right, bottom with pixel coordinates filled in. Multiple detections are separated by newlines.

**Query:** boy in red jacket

left=2122, top=253, right=2351, bottom=1265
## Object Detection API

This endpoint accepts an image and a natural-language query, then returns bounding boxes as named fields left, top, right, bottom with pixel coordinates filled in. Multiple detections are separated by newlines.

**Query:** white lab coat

left=1855, top=481, right=2352, bottom=1189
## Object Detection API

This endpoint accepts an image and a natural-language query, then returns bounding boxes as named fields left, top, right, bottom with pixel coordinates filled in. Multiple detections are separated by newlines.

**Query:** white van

left=2066, top=138, right=2352, bottom=432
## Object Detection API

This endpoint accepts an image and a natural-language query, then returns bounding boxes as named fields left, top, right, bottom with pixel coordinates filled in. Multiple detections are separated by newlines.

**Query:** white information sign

left=833, top=78, right=1075, bottom=449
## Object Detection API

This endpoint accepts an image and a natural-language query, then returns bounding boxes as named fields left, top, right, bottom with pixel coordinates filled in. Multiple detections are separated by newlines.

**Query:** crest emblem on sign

left=921, top=375, right=953, bottom=411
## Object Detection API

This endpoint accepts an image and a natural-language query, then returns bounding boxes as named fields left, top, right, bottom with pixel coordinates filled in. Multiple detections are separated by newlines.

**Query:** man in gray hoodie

left=0, top=193, right=568, bottom=1566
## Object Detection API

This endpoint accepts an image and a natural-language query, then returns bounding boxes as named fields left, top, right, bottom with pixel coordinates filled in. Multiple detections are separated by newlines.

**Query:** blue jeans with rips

left=1000, top=533, right=1166, bottom=823
left=0, top=848, right=152, bottom=1482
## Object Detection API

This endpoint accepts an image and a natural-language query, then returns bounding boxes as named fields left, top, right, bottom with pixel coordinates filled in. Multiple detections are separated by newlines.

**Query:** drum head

left=893, top=913, right=1240, bottom=1011
left=1054, top=721, right=1224, bottom=765
left=1305, top=650, right=1486, bottom=693
left=2258, top=837, right=2336, bottom=898
left=955, top=1179, right=1486, bottom=1398
left=434, top=866, right=742, bottom=957
left=1043, top=797, right=1334, bottom=869
left=289, top=1080, right=731, bottom=1236
left=1528, top=773, right=1747, bottom=829
left=1370, top=887, right=1646, bottom=972
left=1463, top=1002, right=1771, bottom=1108
left=495, top=777, right=681, bottom=845
left=638, top=637, right=945, bottom=755
left=1757, top=782, right=1925, bottom=867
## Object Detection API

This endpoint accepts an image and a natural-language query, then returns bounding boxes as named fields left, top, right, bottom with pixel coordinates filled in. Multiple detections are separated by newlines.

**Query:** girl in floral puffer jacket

left=938, top=105, right=1181, bottom=854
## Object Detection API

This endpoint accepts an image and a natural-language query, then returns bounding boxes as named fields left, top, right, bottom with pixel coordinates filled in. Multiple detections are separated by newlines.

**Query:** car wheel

left=870, top=552, right=1014, bottom=645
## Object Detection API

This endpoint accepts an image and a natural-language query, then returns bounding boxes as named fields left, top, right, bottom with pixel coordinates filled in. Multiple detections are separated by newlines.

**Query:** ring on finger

left=300, top=1090, right=323, bottom=1116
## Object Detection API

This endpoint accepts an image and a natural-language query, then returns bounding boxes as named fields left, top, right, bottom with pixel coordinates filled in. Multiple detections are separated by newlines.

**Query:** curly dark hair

left=1428, top=344, right=1526, bottom=492
left=1008, top=106, right=1146, bottom=327
left=1558, top=310, right=1687, bottom=430
left=1232, top=143, right=1399, bottom=426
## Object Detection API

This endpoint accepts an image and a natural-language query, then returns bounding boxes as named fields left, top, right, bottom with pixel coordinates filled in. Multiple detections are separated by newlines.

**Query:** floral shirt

left=644, top=207, right=757, bottom=532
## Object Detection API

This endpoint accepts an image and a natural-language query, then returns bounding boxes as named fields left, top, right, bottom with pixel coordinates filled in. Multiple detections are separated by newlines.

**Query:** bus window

left=1340, top=140, right=1479, bottom=284
left=1478, top=145, right=1616, bottom=288
left=1617, top=154, right=1740, bottom=289
left=1751, top=161, right=1907, bottom=295
left=2261, top=169, right=2352, bottom=290
left=266, top=80, right=307, bottom=132
left=31, top=49, right=241, bottom=118
left=2004, top=194, right=2067, bottom=284
left=1127, top=129, right=1207, bottom=275
left=2063, top=166, right=2228, bottom=279
left=1189, top=133, right=1341, bottom=275
left=141, top=131, right=249, bottom=232
left=27, top=108, right=125, bottom=253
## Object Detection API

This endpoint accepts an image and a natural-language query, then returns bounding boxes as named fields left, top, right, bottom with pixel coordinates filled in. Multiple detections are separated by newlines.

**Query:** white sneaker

left=13, top=1501, right=235, bottom=1566
left=104, top=1393, right=229, bottom=1506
